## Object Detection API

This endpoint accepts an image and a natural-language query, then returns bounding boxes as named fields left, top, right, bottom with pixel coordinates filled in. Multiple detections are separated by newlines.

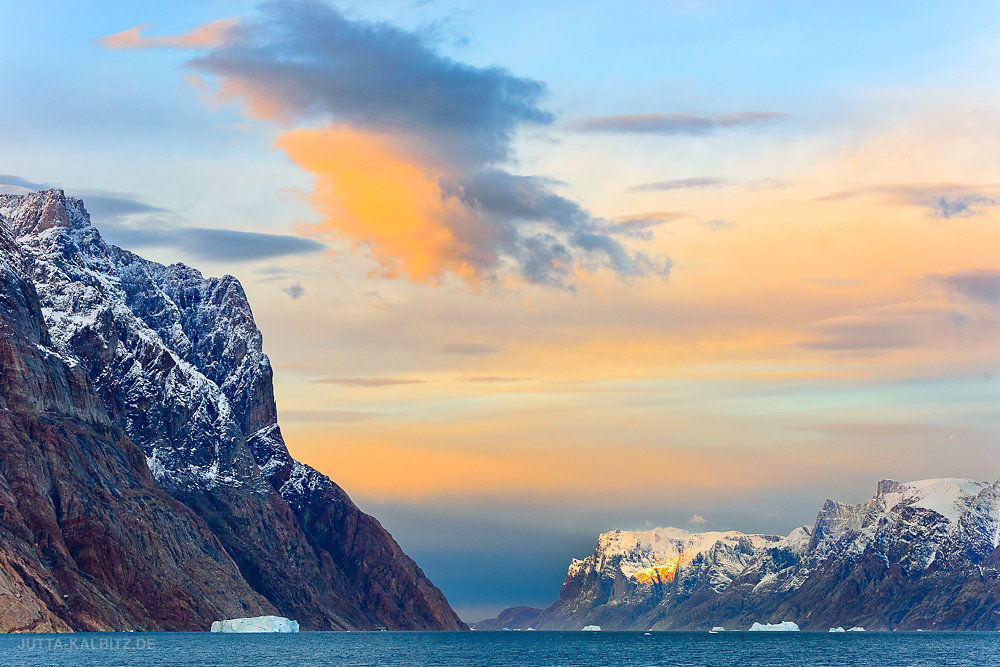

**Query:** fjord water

left=4, top=632, right=999, bottom=666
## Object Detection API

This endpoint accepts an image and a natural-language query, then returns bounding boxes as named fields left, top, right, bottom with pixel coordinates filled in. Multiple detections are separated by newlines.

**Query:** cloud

left=187, top=3, right=550, bottom=166
left=610, top=212, right=687, bottom=239
left=567, top=111, right=792, bottom=136
left=282, top=283, right=305, bottom=299
left=688, top=514, right=707, bottom=524
left=279, top=409, right=378, bottom=422
left=0, top=175, right=52, bottom=193
left=626, top=177, right=729, bottom=193
left=98, top=18, right=241, bottom=50
left=700, top=218, right=736, bottom=231
left=106, top=1, right=669, bottom=288
left=797, top=321, right=918, bottom=353
left=931, top=269, right=1000, bottom=305
left=100, top=224, right=326, bottom=262
left=465, top=376, right=526, bottom=383
left=933, top=195, right=997, bottom=219
left=442, top=343, right=501, bottom=356
left=796, top=308, right=929, bottom=354
left=74, top=190, right=174, bottom=222
left=802, top=422, right=986, bottom=439
left=819, top=183, right=999, bottom=219
left=314, top=377, right=426, bottom=387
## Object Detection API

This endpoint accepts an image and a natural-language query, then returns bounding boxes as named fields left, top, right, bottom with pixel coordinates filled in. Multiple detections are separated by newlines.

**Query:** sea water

left=3, top=630, right=999, bottom=666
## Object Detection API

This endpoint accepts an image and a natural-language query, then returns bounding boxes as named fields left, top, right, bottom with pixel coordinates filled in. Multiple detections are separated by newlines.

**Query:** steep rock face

left=524, top=527, right=782, bottom=630
left=483, top=478, right=1000, bottom=631
left=3, top=189, right=464, bottom=631
left=0, top=205, right=273, bottom=632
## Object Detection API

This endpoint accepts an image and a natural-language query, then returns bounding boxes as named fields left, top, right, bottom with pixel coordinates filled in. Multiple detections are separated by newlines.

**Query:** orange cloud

left=98, top=18, right=240, bottom=50
left=278, top=125, right=491, bottom=284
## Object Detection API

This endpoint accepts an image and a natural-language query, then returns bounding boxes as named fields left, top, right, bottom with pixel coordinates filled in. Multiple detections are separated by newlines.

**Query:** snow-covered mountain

left=0, top=189, right=465, bottom=631
left=476, top=477, right=1000, bottom=631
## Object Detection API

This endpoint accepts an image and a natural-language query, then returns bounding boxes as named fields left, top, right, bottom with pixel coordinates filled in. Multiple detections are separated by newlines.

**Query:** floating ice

left=581, top=625, right=602, bottom=631
left=210, top=616, right=299, bottom=633
left=748, top=621, right=799, bottom=632
left=847, top=626, right=865, bottom=632
left=829, top=627, right=845, bottom=632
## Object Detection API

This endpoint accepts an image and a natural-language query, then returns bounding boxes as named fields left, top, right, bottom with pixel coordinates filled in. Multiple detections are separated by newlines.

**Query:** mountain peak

left=0, top=188, right=91, bottom=237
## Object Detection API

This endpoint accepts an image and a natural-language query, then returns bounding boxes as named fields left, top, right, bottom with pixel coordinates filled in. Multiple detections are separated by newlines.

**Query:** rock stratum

left=476, top=478, right=1000, bottom=631
left=0, top=189, right=465, bottom=632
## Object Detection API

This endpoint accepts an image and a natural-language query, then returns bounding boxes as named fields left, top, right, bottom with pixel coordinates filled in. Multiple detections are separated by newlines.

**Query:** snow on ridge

left=899, top=478, right=988, bottom=524
left=14, top=206, right=266, bottom=494
left=590, top=526, right=780, bottom=581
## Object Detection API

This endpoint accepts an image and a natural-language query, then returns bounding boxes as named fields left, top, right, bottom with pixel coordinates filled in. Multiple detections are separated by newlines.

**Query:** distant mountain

left=0, top=189, right=465, bottom=631
left=475, top=478, right=1000, bottom=631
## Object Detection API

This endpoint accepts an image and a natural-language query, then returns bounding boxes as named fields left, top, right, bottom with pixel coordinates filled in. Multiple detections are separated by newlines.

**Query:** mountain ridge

left=475, top=476, right=1000, bottom=631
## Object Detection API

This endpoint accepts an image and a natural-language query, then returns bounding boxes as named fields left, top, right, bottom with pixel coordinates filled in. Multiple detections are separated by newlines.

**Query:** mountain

left=0, top=189, right=464, bottom=631
left=476, top=478, right=1000, bottom=631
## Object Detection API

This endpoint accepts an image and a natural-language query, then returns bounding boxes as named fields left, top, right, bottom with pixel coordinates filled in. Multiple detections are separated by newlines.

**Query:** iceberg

left=829, top=627, right=845, bottom=633
left=711, top=626, right=726, bottom=632
left=748, top=621, right=799, bottom=632
left=210, top=616, right=299, bottom=633
left=581, top=625, right=602, bottom=631
left=847, top=626, right=865, bottom=632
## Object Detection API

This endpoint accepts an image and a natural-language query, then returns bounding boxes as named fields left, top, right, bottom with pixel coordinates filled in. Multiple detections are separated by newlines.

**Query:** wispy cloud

left=314, top=377, right=426, bottom=387
left=931, top=269, right=1000, bottom=305
left=688, top=514, right=707, bottom=524
left=465, top=376, right=527, bottom=383
left=282, top=283, right=305, bottom=299
left=797, top=315, right=920, bottom=354
left=442, top=343, right=502, bottom=356
left=819, top=183, right=999, bottom=219
left=626, top=177, right=729, bottom=193
left=74, top=189, right=175, bottom=222
left=101, top=224, right=325, bottom=262
left=610, top=212, right=687, bottom=239
left=0, top=174, right=51, bottom=194
left=567, top=111, right=792, bottom=136
left=700, top=218, right=736, bottom=231
left=279, top=409, right=379, bottom=422
left=98, top=18, right=241, bottom=50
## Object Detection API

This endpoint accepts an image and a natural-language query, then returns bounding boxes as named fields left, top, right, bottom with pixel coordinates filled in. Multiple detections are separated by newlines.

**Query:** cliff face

left=478, top=478, right=1000, bottom=631
left=0, top=208, right=272, bottom=632
left=0, top=189, right=464, bottom=631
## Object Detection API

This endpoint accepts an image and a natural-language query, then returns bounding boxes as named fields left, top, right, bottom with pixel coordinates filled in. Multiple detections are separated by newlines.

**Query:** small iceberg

left=211, top=616, right=299, bottom=633
left=581, top=625, right=602, bottom=631
left=748, top=621, right=799, bottom=632
left=829, top=627, right=845, bottom=633
left=710, top=626, right=726, bottom=633
left=847, top=626, right=865, bottom=632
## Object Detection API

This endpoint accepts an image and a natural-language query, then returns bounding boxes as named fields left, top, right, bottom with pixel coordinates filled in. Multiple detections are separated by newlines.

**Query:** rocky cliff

left=0, top=189, right=465, bottom=631
left=477, top=478, right=1000, bottom=631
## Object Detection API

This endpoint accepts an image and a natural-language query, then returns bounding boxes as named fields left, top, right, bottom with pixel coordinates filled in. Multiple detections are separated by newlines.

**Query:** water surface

left=4, top=630, right=998, bottom=666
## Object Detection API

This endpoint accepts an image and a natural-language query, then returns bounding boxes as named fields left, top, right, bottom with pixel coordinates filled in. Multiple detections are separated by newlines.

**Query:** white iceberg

left=748, top=621, right=799, bottom=632
left=829, top=627, right=845, bottom=633
left=581, top=625, right=602, bottom=631
left=847, top=626, right=865, bottom=632
left=210, top=616, right=299, bottom=633
left=711, top=626, right=726, bottom=632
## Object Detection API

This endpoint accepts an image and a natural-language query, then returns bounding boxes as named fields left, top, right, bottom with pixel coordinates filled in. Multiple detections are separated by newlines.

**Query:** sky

left=4, top=0, right=1000, bottom=622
